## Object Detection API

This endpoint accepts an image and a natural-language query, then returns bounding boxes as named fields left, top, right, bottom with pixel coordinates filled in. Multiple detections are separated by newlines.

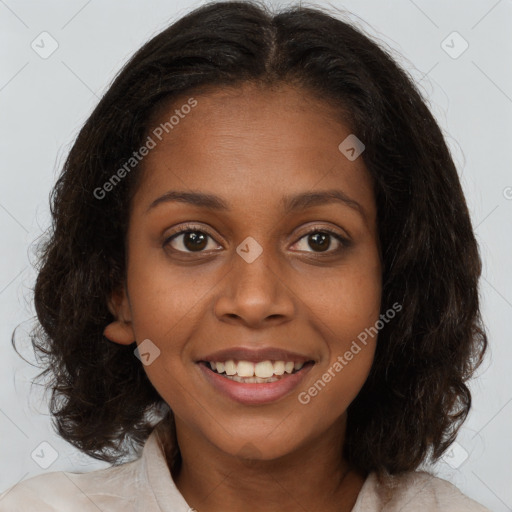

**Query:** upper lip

left=197, top=347, right=315, bottom=364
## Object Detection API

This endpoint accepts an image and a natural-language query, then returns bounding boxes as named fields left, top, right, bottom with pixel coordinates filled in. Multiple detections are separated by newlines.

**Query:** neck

left=165, top=413, right=366, bottom=512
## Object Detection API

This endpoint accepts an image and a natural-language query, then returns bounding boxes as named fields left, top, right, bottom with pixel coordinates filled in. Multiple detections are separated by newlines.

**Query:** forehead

left=134, top=83, right=375, bottom=222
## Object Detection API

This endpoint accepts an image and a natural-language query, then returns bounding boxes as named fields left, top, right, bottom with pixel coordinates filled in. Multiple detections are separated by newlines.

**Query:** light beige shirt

left=0, top=429, right=491, bottom=511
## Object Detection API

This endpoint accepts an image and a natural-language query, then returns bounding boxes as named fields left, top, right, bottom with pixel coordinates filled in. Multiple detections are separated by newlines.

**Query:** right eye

left=163, top=225, right=222, bottom=254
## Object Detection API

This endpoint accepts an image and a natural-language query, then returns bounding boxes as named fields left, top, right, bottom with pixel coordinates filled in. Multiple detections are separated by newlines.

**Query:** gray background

left=1, top=0, right=511, bottom=510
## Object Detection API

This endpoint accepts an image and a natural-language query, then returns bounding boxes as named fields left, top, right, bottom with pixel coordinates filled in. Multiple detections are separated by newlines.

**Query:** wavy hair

left=17, top=0, right=487, bottom=476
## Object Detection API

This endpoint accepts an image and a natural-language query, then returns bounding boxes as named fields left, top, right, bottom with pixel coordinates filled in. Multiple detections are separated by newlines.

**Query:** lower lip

left=197, top=362, right=314, bottom=405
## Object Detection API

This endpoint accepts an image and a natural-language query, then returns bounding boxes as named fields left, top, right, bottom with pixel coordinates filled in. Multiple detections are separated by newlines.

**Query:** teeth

left=208, top=359, right=307, bottom=378
left=284, top=362, right=294, bottom=374
left=255, top=361, right=274, bottom=378
left=224, top=360, right=237, bottom=376
left=237, top=361, right=255, bottom=377
left=224, top=375, right=281, bottom=383
left=274, top=361, right=285, bottom=375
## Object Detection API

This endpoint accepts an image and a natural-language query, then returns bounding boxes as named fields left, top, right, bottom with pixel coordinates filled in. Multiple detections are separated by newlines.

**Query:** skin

left=104, top=82, right=382, bottom=512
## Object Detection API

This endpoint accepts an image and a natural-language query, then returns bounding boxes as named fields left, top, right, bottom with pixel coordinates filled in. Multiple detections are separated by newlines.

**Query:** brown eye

left=180, top=231, right=209, bottom=251
left=164, top=227, right=220, bottom=253
left=292, top=228, right=348, bottom=254
left=307, top=232, right=331, bottom=252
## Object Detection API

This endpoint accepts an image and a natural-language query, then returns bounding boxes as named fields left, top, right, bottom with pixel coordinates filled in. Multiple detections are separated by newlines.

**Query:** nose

left=214, top=245, right=295, bottom=329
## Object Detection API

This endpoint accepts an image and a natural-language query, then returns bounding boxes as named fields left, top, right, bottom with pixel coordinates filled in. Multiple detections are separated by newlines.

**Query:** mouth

left=196, top=355, right=316, bottom=405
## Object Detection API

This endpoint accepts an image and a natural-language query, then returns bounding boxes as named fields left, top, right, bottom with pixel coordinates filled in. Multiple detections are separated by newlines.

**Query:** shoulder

left=0, top=459, right=143, bottom=512
left=357, top=470, right=491, bottom=512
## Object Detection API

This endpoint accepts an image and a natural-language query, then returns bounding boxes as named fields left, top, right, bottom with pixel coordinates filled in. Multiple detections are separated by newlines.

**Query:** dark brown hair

left=17, top=0, right=487, bottom=476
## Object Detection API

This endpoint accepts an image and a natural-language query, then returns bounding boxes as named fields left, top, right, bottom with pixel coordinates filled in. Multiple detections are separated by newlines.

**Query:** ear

left=103, top=285, right=135, bottom=346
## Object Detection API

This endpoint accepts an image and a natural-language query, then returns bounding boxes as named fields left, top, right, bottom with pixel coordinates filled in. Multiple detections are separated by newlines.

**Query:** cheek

left=126, top=246, right=217, bottom=338
left=296, top=266, right=380, bottom=417
left=125, top=248, right=223, bottom=396
left=296, top=250, right=381, bottom=401
left=301, top=254, right=382, bottom=340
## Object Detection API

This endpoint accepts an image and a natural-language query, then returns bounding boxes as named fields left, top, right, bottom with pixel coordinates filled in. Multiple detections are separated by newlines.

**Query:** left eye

left=292, top=230, right=346, bottom=254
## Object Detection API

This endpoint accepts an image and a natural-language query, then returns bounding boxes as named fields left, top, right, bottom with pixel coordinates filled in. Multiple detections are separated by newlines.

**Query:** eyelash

left=163, top=223, right=350, bottom=256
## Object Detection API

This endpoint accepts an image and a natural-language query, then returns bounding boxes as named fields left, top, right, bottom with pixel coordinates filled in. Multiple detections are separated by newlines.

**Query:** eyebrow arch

left=147, top=191, right=230, bottom=212
left=281, top=189, right=364, bottom=219
left=146, top=189, right=365, bottom=220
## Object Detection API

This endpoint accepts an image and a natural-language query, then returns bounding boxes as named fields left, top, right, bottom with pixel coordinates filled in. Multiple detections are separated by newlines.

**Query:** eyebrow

left=146, top=189, right=366, bottom=220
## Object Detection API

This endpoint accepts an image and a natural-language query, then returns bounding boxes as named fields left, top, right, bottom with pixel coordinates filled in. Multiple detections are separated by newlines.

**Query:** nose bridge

left=235, top=237, right=276, bottom=291
left=214, top=236, right=294, bottom=325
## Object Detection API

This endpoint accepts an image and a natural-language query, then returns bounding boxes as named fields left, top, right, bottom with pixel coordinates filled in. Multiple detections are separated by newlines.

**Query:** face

left=105, top=82, right=382, bottom=461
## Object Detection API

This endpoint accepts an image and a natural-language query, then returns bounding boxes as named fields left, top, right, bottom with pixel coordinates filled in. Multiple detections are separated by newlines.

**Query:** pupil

left=184, top=231, right=207, bottom=251
left=309, top=232, right=330, bottom=252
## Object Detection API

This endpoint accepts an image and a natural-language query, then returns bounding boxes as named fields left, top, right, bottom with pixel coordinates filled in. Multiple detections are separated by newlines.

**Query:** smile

left=197, top=359, right=315, bottom=404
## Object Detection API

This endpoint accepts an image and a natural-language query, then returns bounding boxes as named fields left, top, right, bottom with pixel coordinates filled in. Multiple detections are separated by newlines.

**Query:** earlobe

left=103, top=320, right=135, bottom=345
left=103, top=286, right=135, bottom=346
